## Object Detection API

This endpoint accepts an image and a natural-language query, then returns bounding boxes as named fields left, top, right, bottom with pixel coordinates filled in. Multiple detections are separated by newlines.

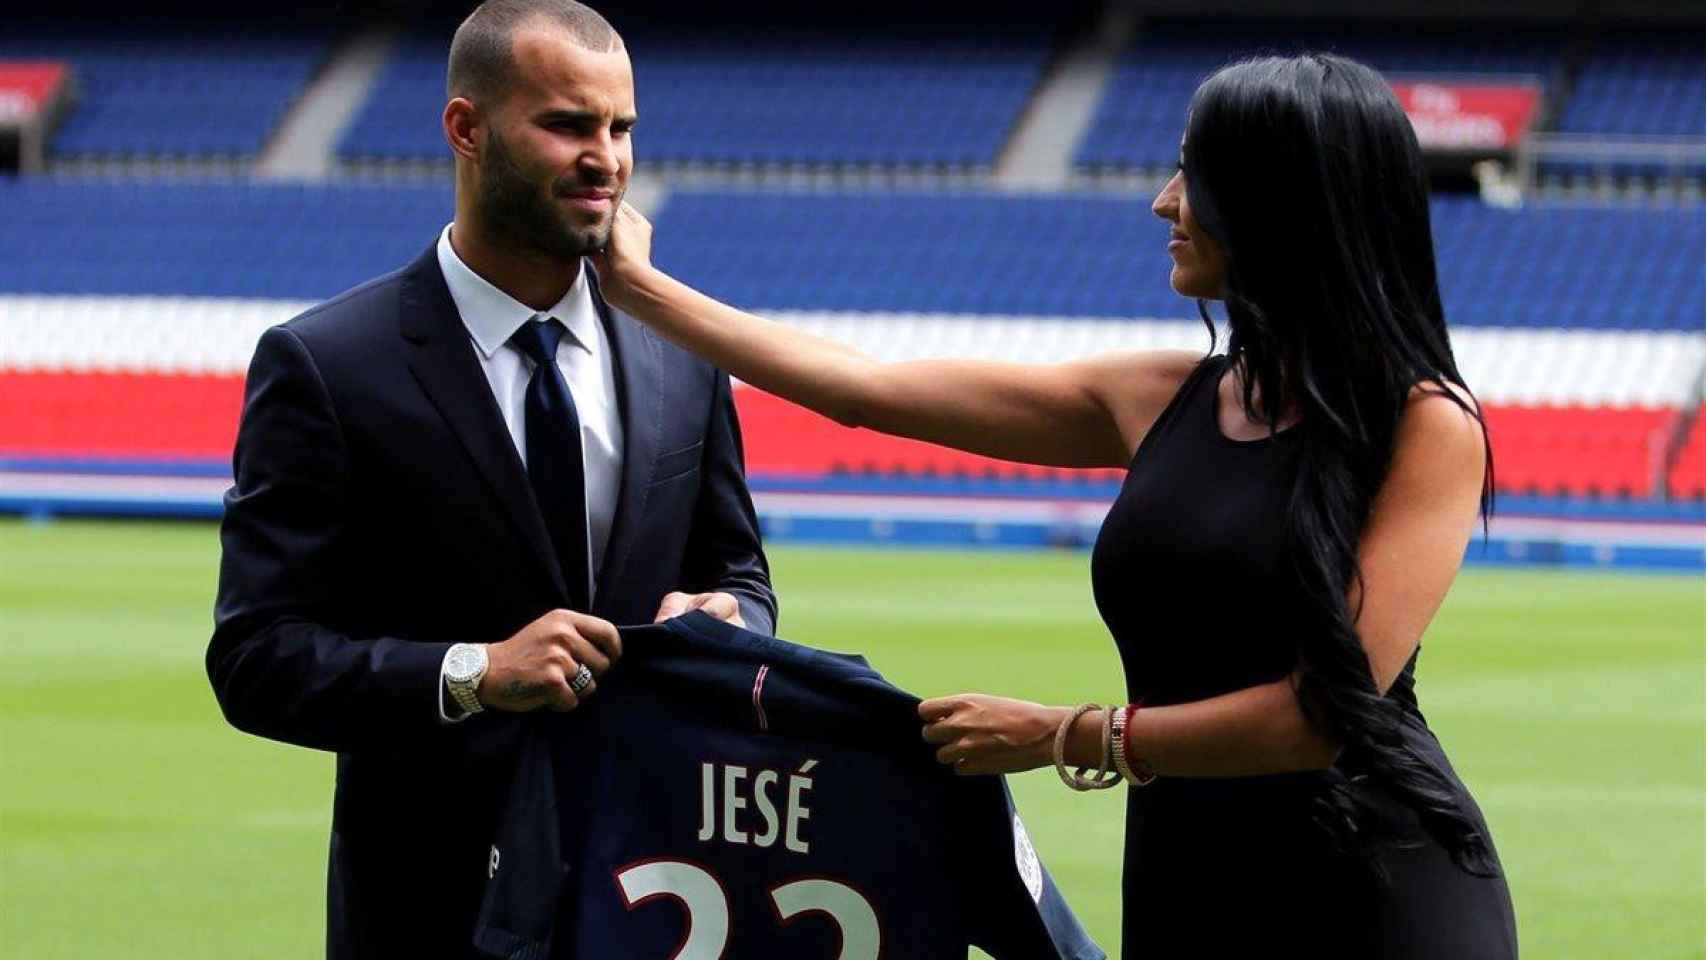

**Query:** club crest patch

left=1012, top=813, right=1043, bottom=903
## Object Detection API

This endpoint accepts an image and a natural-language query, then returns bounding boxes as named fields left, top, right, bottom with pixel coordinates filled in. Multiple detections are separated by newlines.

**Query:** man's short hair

left=447, top=0, right=621, bottom=102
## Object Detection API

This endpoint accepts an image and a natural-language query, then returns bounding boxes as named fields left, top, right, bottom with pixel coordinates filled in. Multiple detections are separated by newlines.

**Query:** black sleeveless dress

left=1090, top=355, right=1518, bottom=958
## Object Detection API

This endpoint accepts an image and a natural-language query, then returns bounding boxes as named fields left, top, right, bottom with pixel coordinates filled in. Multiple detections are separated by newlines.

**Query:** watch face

left=447, top=646, right=483, bottom=682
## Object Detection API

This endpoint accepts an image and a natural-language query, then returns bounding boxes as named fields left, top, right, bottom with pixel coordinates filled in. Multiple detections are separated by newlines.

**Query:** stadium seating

left=652, top=190, right=1704, bottom=331
left=1540, top=30, right=1706, bottom=181
left=334, top=26, right=453, bottom=163
left=7, top=181, right=1693, bottom=331
left=43, top=370, right=1686, bottom=499
left=0, top=370, right=242, bottom=459
left=1484, top=405, right=1674, bottom=498
left=2, top=178, right=1701, bottom=502
left=1429, top=197, right=1705, bottom=333
left=1075, top=20, right=1566, bottom=172
left=1668, top=410, right=1706, bottom=499
left=1556, top=31, right=1706, bottom=138
left=738, top=393, right=1687, bottom=499
left=2, top=19, right=331, bottom=158
left=733, top=387, right=1126, bottom=484
left=0, top=178, right=450, bottom=299
left=339, top=25, right=1053, bottom=168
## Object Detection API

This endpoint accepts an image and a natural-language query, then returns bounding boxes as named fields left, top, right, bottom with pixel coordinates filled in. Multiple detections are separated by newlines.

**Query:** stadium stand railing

left=1527, top=28, right=1706, bottom=183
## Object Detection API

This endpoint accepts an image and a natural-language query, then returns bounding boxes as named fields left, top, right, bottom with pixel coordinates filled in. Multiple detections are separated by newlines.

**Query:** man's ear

left=444, top=97, right=481, bottom=162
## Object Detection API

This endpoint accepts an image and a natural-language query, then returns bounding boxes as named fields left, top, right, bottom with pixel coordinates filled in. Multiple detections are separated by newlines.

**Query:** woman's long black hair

left=1182, top=53, right=1499, bottom=877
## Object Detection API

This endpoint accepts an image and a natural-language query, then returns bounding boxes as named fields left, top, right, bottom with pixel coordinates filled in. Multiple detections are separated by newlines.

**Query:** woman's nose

left=1152, top=180, right=1179, bottom=221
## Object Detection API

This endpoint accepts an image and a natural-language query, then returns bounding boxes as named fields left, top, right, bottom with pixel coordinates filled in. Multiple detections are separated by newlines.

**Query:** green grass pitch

left=2, top=517, right=1702, bottom=958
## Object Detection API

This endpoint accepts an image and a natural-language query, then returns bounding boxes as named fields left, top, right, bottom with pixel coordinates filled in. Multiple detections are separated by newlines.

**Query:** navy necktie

left=509, top=317, right=592, bottom=610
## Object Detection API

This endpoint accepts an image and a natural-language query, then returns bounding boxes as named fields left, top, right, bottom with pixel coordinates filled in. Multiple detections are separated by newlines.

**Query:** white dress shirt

left=435, top=223, right=625, bottom=720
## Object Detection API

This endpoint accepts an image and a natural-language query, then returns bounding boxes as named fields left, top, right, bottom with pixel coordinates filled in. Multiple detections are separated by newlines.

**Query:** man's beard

left=479, top=128, right=615, bottom=260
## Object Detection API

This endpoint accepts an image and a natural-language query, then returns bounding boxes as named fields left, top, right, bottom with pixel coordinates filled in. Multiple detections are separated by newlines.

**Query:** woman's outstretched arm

left=592, top=201, right=1199, bottom=470
left=920, top=388, right=1489, bottom=778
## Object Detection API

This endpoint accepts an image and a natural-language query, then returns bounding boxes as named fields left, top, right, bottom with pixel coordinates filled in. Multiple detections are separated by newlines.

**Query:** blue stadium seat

left=1539, top=29, right=1706, bottom=180
left=1076, top=19, right=1567, bottom=172
left=0, top=179, right=450, bottom=299
left=0, top=180, right=1697, bottom=333
left=647, top=190, right=1702, bottom=331
left=338, top=26, right=1054, bottom=168
left=1555, top=31, right=1706, bottom=138
left=0, top=19, right=332, bottom=158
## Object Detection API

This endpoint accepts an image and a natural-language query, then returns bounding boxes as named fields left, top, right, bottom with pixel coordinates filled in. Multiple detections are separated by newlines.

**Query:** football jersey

left=474, top=610, right=1104, bottom=960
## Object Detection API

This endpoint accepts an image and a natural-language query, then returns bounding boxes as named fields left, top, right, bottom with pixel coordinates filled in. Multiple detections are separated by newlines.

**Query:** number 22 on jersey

left=615, top=859, right=881, bottom=960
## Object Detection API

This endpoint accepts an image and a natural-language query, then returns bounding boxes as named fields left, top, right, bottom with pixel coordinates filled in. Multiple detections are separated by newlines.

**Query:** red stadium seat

left=1667, top=408, right=1706, bottom=500
left=3, top=371, right=1694, bottom=505
left=0, top=371, right=244, bottom=459
left=731, top=387, right=1127, bottom=484
left=1484, top=403, right=1673, bottom=498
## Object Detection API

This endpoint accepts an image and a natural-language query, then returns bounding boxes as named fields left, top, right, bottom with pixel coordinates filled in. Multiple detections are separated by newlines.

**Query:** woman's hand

left=590, top=200, right=656, bottom=313
left=919, top=694, right=1071, bottom=776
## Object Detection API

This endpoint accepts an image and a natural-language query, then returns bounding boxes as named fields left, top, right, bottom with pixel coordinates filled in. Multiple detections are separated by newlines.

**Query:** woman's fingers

left=921, top=695, right=1022, bottom=774
left=613, top=202, right=653, bottom=252
left=935, top=740, right=1006, bottom=775
left=620, top=200, right=652, bottom=228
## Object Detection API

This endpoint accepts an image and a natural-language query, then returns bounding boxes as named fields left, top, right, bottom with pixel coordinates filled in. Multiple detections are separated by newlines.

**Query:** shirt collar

left=436, top=223, right=596, bottom=361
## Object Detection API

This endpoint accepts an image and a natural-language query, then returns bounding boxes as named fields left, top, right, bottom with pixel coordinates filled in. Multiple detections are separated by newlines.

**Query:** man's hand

left=654, top=591, right=745, bottom=629
left=478, top=609, right=622, bottom=712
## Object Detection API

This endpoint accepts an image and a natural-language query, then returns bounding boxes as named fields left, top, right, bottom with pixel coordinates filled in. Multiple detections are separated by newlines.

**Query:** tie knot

left=510, top=316, right=568, bottom=365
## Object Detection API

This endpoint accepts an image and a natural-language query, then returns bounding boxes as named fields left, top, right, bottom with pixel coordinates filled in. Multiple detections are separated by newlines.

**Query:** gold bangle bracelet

left=1054, top=703, right=1121, bottom=792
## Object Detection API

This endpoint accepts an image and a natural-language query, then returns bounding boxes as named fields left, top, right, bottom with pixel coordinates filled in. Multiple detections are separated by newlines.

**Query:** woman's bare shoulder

left=1395, top=378, right=1488, bottom=475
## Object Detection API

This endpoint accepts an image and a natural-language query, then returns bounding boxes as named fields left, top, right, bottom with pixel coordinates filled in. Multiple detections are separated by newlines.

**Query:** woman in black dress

left=590, top=53, right=1517, bottom=957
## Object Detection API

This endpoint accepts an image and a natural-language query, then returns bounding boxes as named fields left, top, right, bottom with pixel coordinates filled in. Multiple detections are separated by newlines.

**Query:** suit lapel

left=589, top=263, right=663, bottom=609
left=398, top=245, right=570, bottom=602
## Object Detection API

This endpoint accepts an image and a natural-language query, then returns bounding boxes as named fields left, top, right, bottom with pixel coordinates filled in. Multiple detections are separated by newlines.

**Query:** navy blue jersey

left=475, top=611, right=1103, bottom=960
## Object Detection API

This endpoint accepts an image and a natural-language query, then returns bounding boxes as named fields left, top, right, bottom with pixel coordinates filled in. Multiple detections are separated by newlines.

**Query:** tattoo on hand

left=504, top=679, right=550, bottom=701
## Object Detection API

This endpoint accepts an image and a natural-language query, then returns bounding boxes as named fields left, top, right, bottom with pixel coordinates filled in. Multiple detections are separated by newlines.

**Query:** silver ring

left=569, top=663, right=594, bottom=694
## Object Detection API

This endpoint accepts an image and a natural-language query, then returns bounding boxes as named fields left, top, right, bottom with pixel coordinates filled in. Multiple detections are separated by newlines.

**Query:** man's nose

left=581, top=131, right=619, bottom=178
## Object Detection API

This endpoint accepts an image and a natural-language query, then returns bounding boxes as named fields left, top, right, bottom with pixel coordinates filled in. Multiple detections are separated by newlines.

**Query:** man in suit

left=207, top=1, right=775, bottom=955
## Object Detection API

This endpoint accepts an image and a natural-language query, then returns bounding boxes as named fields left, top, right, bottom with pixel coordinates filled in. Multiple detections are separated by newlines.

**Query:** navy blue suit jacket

left=207, top=243, right=776, bottom=958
